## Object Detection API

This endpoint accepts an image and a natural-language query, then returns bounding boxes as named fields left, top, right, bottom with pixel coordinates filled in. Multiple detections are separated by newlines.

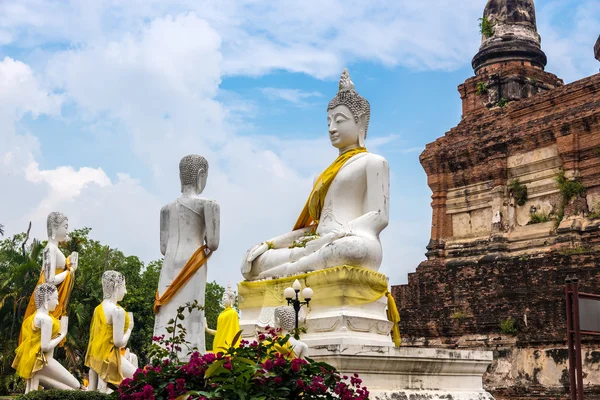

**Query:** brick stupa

left=393, top=1, right=600, bottom=399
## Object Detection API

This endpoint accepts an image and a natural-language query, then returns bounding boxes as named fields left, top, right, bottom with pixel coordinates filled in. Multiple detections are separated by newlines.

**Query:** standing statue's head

left=34, top=283, right=59, bottom=311
left=102, top=270, right=127, bottom=301
left=327, top=68, right=370, bottom=150
left=47, top=212, right=68, bottom=242
left=179, top=154, right=209, bottom=194
left=274, top=306, right=296, bottom=332
left=221, top=281, right=236, bottom=308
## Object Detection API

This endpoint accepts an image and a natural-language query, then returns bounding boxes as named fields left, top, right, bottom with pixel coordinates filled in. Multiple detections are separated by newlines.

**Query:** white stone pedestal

left=310, top=344, right=495, bottom=400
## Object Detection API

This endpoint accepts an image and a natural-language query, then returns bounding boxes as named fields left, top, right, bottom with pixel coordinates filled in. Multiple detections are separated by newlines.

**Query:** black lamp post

left=283, top=279, right=313, bottom=339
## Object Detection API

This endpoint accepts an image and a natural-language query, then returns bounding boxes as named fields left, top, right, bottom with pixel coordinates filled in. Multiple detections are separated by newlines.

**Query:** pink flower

left=142, top=384, right=155, bottom=399
left=262, top=359, right=274, bottom=371
left=273, top=376, right=283, bottom=384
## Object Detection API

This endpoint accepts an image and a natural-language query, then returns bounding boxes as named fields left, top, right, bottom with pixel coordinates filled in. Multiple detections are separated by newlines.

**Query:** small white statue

left=204, top=282, right=241, bottom=353
left=85, top=271, right=135, bottom=393
left=273, top=306, right=309, bottom=359
left=22, top=212, right=78, bottom=332
left=154, top=154, right=220, bottom=357
left=241, top=68, right=389, bottom=280
left=13, top=283, right=80, bottom=393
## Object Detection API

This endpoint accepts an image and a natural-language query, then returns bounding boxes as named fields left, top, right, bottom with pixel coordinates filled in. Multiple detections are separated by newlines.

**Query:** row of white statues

left=12, top=67, right=390, bottom=392
left=13, top=270, right=136, bottom=393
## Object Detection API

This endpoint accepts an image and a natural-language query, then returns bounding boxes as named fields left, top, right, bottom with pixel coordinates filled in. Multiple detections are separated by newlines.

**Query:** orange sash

left=20, top=258, right=74, bottom=345
left=153, top=245, right=212, bottom=314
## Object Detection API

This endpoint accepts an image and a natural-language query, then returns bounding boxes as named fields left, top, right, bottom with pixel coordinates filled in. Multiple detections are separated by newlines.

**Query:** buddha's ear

left=196, top=169, right=207, bottom=193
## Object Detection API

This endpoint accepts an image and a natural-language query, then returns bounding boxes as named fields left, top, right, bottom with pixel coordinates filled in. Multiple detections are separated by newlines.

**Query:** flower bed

left=118, top=304, right=368, bottom=400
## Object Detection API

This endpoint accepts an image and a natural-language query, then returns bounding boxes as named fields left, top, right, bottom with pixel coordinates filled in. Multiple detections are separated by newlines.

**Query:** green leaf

left=204, top=359, right=225, bottom=378
left=235, top=357, right=256, bottom=366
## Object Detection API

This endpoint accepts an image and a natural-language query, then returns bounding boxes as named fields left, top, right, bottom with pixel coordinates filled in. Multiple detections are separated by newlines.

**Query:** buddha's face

left=53, top=219, right=69, bottom=242
left=47, top=291, right=59, bottom=312
left=221, top=292, right=233, bottom=308
left=327, top=105, right=362, bottom=150
left=116, top=280, right=127, bottom=301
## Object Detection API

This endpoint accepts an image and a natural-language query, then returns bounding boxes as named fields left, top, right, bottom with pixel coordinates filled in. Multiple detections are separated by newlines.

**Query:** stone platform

left=310, top=344, right=494, bottom=400
left=238, top=266, right=395, bottom=347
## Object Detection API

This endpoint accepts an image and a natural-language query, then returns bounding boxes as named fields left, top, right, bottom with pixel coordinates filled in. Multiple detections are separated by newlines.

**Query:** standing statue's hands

left=60, top=316, right=69, bottom=337
left=69, top=251, right=79, bottom=271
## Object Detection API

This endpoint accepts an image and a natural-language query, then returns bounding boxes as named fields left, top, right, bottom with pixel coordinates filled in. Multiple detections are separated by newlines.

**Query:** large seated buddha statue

left=238, top=69, right=399, bottom=348
left=241, top=68, right=389, bottom=281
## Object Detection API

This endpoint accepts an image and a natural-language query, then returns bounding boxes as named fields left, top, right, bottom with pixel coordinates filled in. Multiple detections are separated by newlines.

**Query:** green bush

left=499, top=317, right=518, bottom=334
left=120, top=303, right=370, bottom=399
left=556, top=170, right=586, bottom=200
left=478, top=17, right=493, bottom=37
left=476, top=82, right=488, bottom=96
left=509, top=179, right=528, bottom=207
left=16, top=390, right=111, bottom=400
left=528, top=212, right=550, bottom=225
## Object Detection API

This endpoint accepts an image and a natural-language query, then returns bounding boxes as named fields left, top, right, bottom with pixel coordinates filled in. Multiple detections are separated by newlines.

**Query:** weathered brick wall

left=395, top=252, right=600, bottom=344
left=394, top=252, right=600, bottom=399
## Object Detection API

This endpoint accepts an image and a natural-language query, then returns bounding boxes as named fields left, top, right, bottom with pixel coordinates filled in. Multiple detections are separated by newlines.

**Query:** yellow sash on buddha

left=212, top=306, right=241, bottom=353
left=153, top=245, right=212, bottom=314
left=84, top=304, right=130, bottom=386
left=20, top=258, right=74, bottom=345
left=293, top=147, right=368, bottom=230
left=386, top=291, right=401, bottom=347
left=13, top=314, right=60, bottom=379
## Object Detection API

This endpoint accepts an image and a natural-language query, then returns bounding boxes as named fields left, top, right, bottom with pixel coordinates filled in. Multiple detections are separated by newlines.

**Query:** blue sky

left=1, top=0, right=599, bottom=288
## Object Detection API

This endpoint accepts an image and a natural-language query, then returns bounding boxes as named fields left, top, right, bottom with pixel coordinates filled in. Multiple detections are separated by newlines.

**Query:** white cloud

left=260, top=88, right=322, bottom=105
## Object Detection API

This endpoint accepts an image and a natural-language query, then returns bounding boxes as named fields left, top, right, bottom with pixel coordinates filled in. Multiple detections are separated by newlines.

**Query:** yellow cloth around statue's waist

left=154, top=245, right=212, bottom=314
left=84, top=304, right=130, bottom=385
left=238, top=265, right=401, bottom=347
left=212, top=306, right=241, bottom=353
left=13, top=314, right=60, bottom=379
left=293, top=147, right=367, bottom=230
left=20, top=259, right=75, bottom=345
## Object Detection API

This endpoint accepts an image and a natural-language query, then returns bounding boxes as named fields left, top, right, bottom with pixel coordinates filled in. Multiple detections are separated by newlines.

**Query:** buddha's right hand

left=128, top=313, right=134, bottom=330
left=60, top=316, right=69, bottom=337
left=69, top=252, right=79, bottom=271
left=247, top=242, right=270, bottom=263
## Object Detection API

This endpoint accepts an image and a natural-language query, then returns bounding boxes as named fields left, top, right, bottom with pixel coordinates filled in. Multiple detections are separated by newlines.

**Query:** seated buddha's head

left=327, top=68, right=370, bottom=150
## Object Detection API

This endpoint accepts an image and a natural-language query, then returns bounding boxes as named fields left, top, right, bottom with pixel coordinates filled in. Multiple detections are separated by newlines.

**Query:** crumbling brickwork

left=393, top=21, right=600, bottom=400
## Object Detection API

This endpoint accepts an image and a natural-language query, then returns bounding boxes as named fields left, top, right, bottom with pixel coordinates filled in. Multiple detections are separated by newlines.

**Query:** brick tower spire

left=458, top=0, right=562, bottom=116
left=472, top=0, right=547, bottom=74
